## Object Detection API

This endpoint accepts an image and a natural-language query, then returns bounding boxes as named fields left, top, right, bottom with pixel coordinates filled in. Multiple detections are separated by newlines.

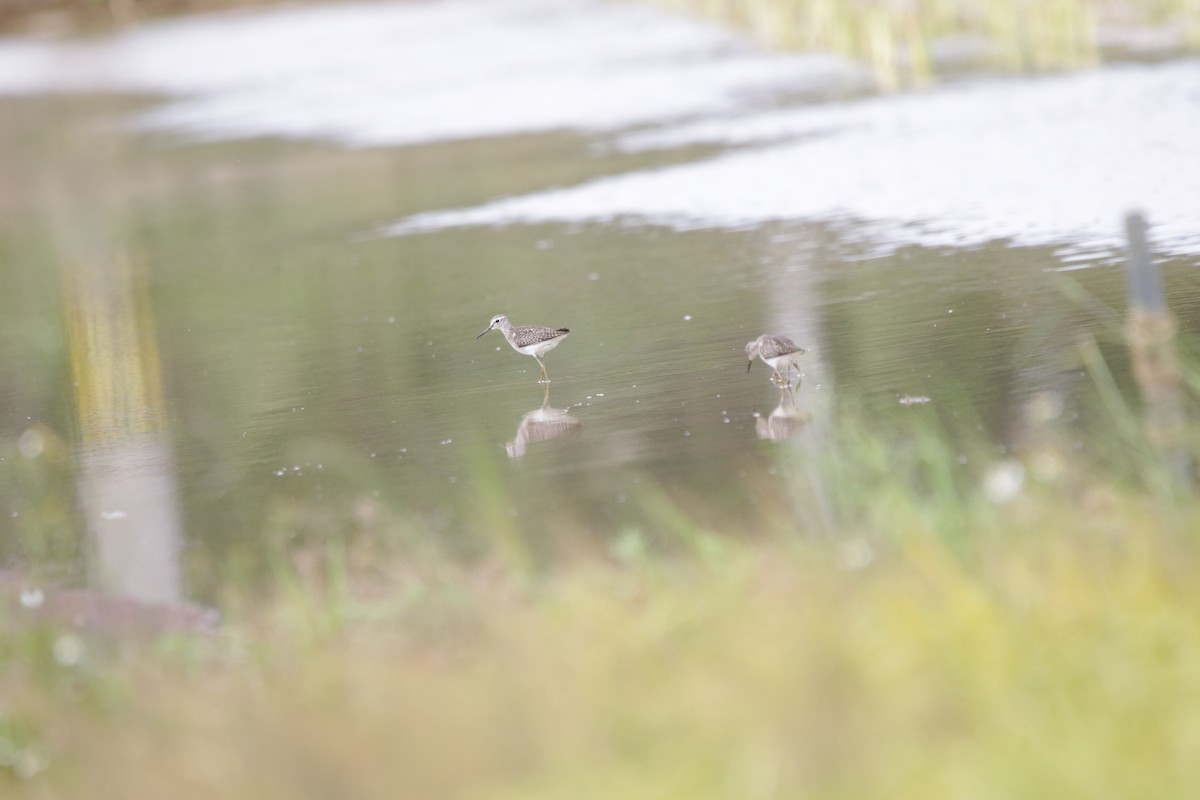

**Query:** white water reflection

left=387, top=59, right=1200, bottom=256
left=0, top=0, right=857, bottom=144
left=76, top=438, right=184, bottom=605
left=2, top=0, right=1196, bottom=256
left=63, top=253, right=185, bottom=608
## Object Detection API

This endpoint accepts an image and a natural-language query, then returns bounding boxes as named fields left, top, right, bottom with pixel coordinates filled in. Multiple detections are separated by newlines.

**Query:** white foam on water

left=385, top=59, right=1200, bottom=255
left=0, top=0, right=856, bottom=145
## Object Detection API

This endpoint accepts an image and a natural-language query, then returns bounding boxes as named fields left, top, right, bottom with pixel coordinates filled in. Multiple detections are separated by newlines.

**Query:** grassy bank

left=3, top=410, right=1200, bottom=797
left=655, top=0, right=1200, bottom=87
left=0, top=0, right=305, bottom=31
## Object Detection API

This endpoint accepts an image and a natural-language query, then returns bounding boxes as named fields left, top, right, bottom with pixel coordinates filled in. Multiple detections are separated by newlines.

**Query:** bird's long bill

left=747, top=359, right=754, bottom=373
left=475, top=327, right=491, bottom=339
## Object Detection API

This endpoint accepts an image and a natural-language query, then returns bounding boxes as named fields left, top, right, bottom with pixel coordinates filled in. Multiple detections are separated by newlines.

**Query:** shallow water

left=1, top=0, right=1198, bottom=606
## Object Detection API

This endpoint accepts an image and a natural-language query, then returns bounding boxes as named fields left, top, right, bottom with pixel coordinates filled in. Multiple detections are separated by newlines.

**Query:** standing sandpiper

left=746, top=334, right=806, bottom=387
left=477, top=314, right=571, bottom=384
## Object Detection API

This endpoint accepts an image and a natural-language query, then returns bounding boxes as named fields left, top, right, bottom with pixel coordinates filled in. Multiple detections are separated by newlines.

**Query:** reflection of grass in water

left=656, top=0, right=1199, bottom=88
left=5, top=396, right=1200, bottom=795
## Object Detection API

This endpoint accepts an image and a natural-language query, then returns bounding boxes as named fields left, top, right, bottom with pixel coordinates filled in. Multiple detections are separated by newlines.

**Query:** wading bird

left=477, top=314, right=571, bottom=384
left=745, top=334, right=805, bottom=387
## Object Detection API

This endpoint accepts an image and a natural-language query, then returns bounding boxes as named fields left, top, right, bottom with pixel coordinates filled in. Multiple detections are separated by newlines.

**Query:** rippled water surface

left=1, top=0, right=1198, bottom=606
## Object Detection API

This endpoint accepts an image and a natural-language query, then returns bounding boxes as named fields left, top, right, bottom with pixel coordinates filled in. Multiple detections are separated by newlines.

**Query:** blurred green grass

left=3, top=405, right=1199, bottom=798
left=656, top=0, right=1200, bottom=88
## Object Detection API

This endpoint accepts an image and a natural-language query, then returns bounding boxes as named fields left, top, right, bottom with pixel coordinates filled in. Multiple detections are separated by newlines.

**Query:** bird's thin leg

left=535, top=355, right=549, bottom=384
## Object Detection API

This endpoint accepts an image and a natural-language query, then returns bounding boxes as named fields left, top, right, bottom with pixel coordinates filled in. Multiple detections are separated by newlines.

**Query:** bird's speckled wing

left=758, top=335, right=803, bottom=359
left=509, top=325, right=571, bottom=348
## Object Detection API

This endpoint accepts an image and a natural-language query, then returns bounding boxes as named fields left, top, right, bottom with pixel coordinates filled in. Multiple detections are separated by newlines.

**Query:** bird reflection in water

left=755, top=387, right=813, bottom=442
left=506, top=385, right=582, bottom=458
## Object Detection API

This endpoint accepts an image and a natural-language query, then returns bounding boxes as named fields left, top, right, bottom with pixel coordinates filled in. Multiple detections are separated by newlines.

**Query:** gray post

left=1123, top=210, right=1191, bottom=486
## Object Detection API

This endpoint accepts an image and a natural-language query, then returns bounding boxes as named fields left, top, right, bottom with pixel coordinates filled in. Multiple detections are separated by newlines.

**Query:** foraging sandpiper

left=746, top=334, right=805, bottom=387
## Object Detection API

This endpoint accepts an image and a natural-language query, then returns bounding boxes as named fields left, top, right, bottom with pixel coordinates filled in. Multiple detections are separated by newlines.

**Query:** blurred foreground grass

left=3, top=418, right=1200, bottom=798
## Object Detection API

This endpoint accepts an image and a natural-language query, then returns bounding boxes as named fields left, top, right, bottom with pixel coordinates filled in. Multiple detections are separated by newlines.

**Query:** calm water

left=1, top=0, right=1198, bottom=608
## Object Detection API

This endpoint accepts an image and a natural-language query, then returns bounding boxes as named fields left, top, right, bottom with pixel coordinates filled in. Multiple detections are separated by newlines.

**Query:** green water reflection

left=1, top=92, right=1198, bottom=603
